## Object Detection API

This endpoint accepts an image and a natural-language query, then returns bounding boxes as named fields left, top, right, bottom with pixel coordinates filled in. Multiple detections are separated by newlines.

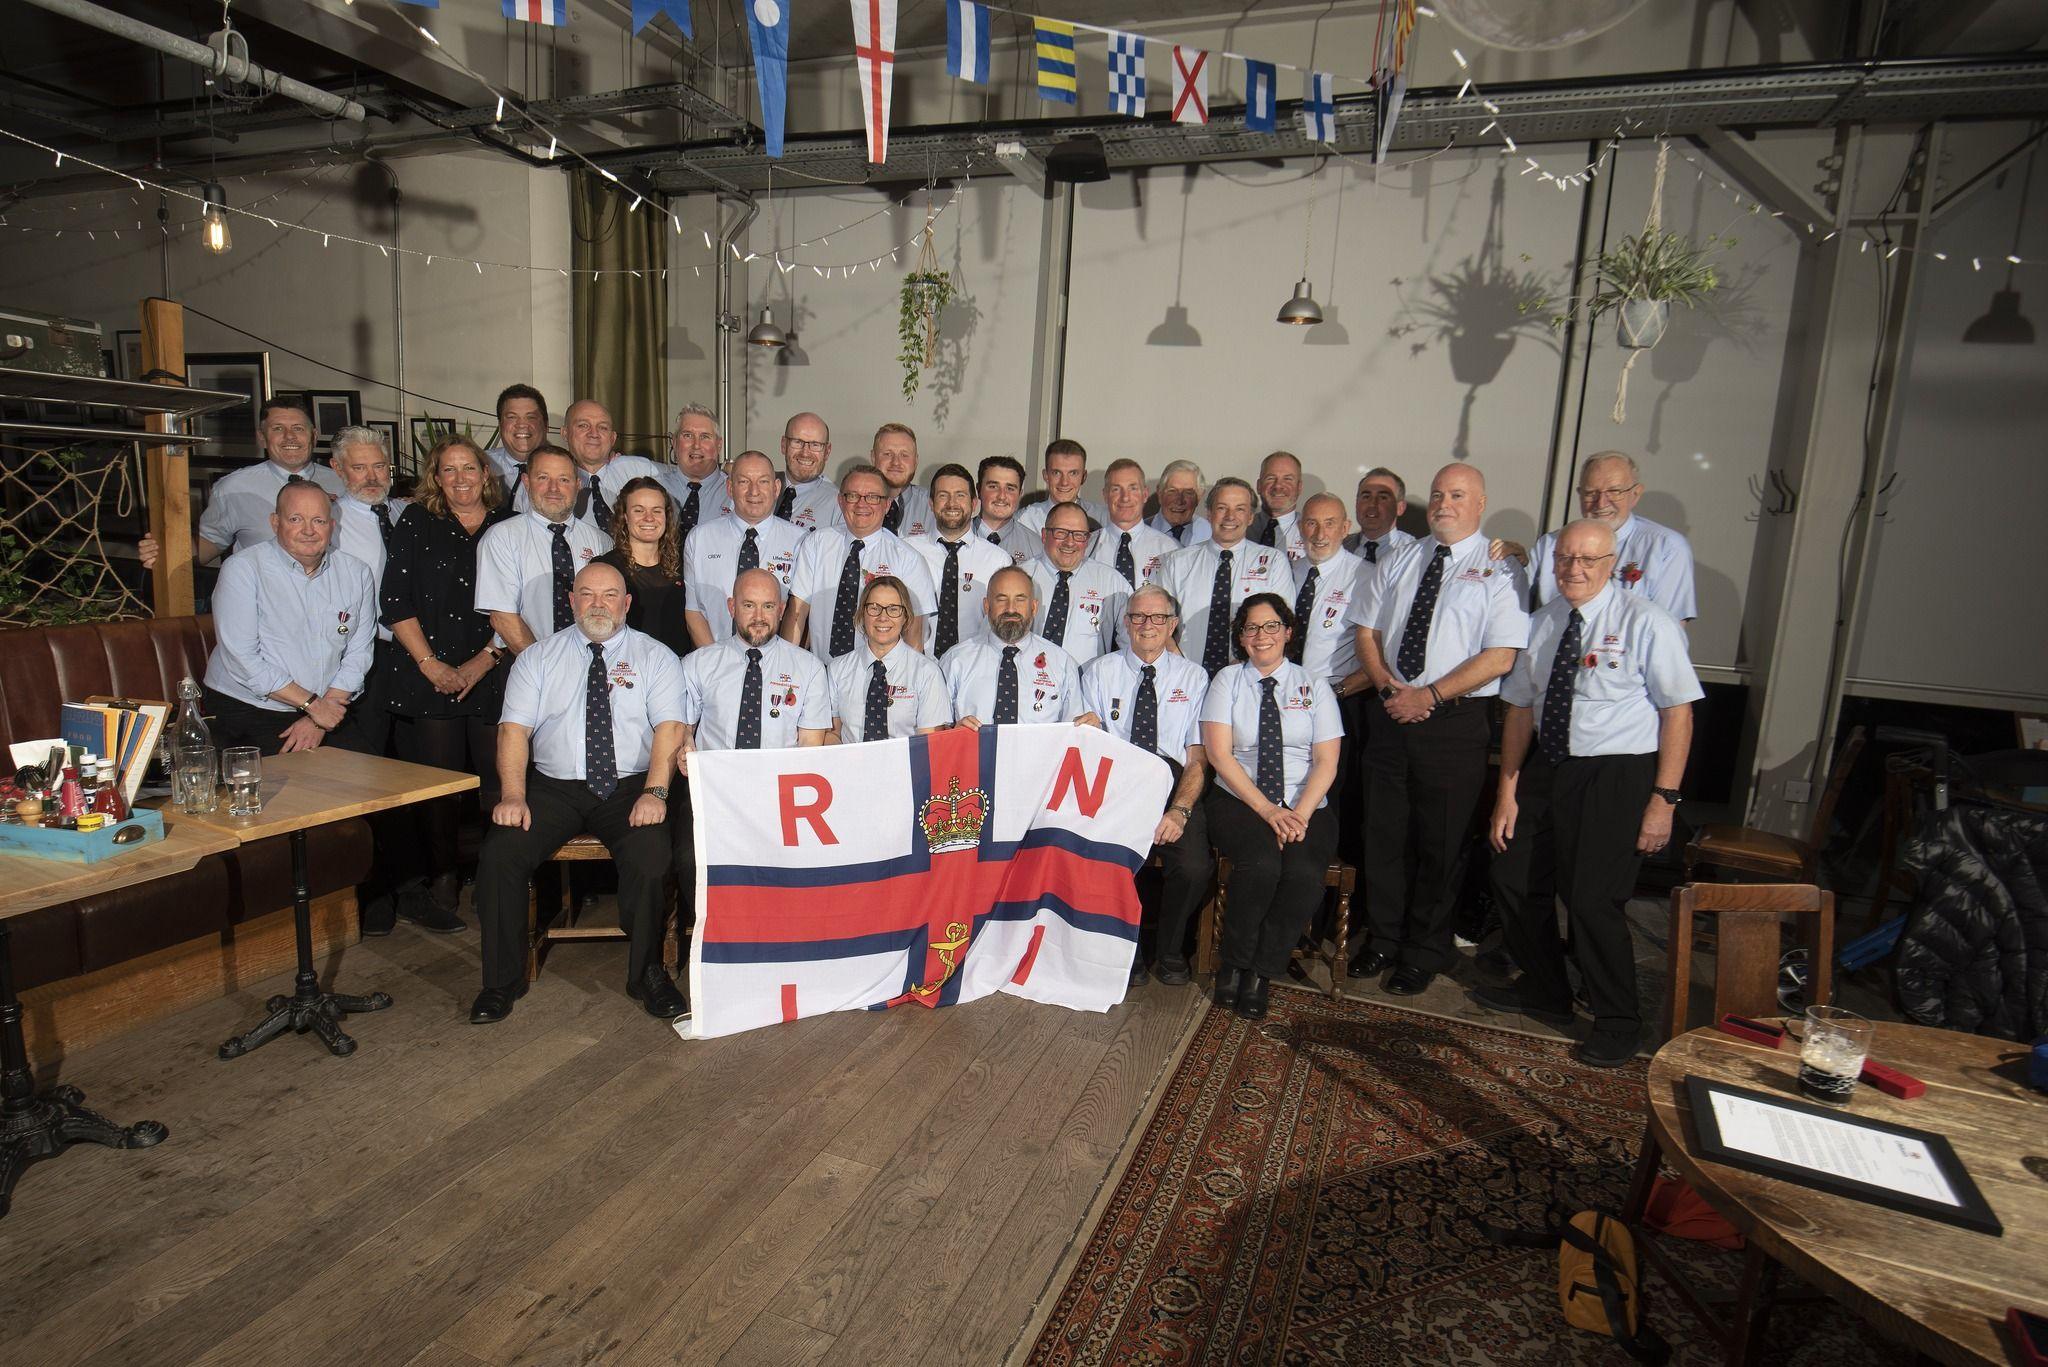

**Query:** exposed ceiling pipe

left=713, top=192, right=758, bottom=453
left=19, top=0, right=367, bottom=124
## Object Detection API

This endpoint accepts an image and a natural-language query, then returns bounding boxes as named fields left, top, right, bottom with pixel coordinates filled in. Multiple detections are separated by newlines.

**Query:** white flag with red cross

left=1171, top=45, right=1209, bottom=125
left=851, top=0, right=898, bottom=164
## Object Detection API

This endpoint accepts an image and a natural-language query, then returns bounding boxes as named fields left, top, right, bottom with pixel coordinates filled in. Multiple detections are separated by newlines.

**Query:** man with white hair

left=470, top=561, right=686, bottom=1025
left=667, top=402, right=733, bottom=538
left=1526, top=452, right=1697, bottom=622
left=1149, top=458, right=1212, bottom=547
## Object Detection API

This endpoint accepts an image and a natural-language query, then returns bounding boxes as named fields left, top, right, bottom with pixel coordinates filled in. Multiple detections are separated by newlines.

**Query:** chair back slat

left=1664, top=882, right=1835, bottom=1039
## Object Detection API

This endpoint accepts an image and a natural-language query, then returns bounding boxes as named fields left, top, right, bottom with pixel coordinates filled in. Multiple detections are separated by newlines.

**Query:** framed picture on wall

left=307, top=390, right=362, bottom=448
left=409, top=417, right=456, bottom=462
left=186, top=351, right=272, bottom=461
left=114, top=329, right=143, bottom=381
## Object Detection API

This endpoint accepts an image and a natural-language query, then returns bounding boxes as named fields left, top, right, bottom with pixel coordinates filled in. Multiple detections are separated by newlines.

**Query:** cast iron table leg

left=218, top=827, right=392, bottom=1060
left=0, top=921, right=167, bottom=1218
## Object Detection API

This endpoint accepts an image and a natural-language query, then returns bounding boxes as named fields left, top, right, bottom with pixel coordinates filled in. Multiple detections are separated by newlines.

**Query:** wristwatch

left=1651, top=787, right=1683, bottom=806
left=1378, top=685, right=1398, bottom=702
left=1169, top=803, right=1194, bottom=820
left=645, top=784, right=670, bottom=800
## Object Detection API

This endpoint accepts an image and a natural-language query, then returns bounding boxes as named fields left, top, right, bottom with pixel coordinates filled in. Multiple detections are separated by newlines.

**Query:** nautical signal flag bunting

left=1172, top=45, right=1209, bottom=124
left=680, top=724, right=1173, bottom=1039
left=504, top=0, right=568, bottom=24
left=1036, top=17, right=1078, bottom=103
left=947, top=0, right=991, bottom=83
left=850, top=0, right=898, bottom=163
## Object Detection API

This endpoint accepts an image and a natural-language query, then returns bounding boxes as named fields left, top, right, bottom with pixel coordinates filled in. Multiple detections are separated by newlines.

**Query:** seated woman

left=828, top=575, right=952, bottom=742
left=1199, top=592, right=1342, bottom=1020
left=598, top=476, right=689, bottom=658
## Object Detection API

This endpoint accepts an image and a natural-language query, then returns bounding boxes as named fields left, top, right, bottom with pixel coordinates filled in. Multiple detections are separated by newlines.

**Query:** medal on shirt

left=336, top=610, right=351, bottom=636
left=1110, top=697, right=1122, bottom=721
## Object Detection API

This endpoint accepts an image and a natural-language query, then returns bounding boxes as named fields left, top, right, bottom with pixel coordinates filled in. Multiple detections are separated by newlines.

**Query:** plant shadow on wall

left=1641, top=257, right=1770, bottom=455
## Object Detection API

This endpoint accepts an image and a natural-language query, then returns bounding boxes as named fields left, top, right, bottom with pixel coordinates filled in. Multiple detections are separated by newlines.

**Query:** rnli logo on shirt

left=609, top=662, right=637, bottom=690
left=336, top=610, right=351, bottom=636
left=1166, top=687, right=1191, bottom=704
left=1142, top=555, right=1162, bottom=578
left=1456, top=567, right=1493, bottom=583
left=578, top=547, right=595, bottom=561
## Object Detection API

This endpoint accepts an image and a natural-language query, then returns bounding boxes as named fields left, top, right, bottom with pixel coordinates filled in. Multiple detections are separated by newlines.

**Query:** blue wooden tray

left=0, top=806, right=166, bottom=863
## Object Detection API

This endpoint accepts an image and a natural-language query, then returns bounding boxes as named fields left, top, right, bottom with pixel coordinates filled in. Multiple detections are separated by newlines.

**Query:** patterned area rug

left=1027, top=990, right=1913, bottom=1366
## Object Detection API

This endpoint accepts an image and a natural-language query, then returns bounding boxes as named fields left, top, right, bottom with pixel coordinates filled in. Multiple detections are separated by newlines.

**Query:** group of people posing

left=180, top=383, right=1704, bottom=1065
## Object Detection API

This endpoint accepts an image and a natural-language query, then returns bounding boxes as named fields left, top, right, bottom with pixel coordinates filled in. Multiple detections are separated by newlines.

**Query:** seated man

left=201, top=480, right=378, bottom=755
left=471, top=562, right=685, bottom=1026
left=941, top=565, right=1099, bottom=728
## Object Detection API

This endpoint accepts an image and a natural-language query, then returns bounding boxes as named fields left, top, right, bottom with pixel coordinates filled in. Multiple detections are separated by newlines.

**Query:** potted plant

left=1564, top=228, right=1730, bottom=349
left=898, top=269, right=952, bottom=402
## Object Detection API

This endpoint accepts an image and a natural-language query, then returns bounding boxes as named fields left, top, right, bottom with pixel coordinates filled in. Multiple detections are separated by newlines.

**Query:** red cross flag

left=851, top=0, right=899, bottom=164
left=1171, top=45, right=1209, bottom=125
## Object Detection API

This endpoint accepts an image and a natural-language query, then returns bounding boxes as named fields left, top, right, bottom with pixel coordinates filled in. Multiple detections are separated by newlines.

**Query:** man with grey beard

left=939, top=565, right=1099, bottom=728
left=469, top=562, right=686, bottom=1026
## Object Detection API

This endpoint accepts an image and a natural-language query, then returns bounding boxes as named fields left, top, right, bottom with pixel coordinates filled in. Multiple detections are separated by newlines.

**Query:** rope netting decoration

left=0, top=441, right=150, bottom=628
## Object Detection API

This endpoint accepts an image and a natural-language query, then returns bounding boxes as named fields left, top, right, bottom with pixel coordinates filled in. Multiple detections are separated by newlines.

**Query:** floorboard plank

left=718, top=1312, right=836, bottom=1367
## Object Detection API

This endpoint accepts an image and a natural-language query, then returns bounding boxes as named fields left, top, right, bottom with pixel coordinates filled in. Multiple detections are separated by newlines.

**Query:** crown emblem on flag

left=920, top=776, right=988, bottom=853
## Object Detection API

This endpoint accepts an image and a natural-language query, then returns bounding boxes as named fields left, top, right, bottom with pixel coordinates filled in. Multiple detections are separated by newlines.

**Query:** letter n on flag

left=850, top=0, right=897, bottom=163
left=947, top=0, right=990, bottom=83
left=681, top=725, right=1173, bottom=1039
left=1172, top=46, right=1209, bottom=125
left=503, top=0, right=569, bottom=24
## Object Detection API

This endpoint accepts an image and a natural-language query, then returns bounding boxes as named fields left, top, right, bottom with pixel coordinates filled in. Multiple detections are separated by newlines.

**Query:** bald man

left=775, top=411, right=842, bottom=531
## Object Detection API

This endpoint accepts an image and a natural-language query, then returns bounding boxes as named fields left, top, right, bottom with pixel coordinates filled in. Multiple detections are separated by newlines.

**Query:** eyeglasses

left=1241, top=620, right=1288, bottom=637
left=786, top=439, right=828, bottom=453
left=1579, top=484, right=1640, bottom=502
left=1553, top=553, right=1615, bottom=569
left=1044, top=528, right=1091, bottom=544
left=842, top=491, right=890, bottom=507
left=1124, top=611, right=1176, bottom=627
left=862, top=603, right=906, bottom=619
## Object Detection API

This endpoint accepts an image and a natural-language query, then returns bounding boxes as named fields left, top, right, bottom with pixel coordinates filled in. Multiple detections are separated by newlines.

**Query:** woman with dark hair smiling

left=1199, top=592, right=1343, bottom=1020
left=598, top=475, right=690, bottom=657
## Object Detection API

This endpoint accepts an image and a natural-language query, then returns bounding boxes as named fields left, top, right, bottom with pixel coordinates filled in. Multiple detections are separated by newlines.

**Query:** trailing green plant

left=898, top=270, right=953, bottom=401
left=1541, top=229, right=1732, bottom=329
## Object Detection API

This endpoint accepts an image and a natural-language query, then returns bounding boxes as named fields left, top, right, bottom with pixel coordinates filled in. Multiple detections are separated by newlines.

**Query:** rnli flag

left=1035, top=18, right=1077, bottom=104
left=682, top=724, right=1172, bottom=1039
left=503, top=0, right=568, bottom=24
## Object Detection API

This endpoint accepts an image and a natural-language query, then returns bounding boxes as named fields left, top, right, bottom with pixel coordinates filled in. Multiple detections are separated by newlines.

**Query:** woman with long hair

left=598, top=475, right=690, bottom=657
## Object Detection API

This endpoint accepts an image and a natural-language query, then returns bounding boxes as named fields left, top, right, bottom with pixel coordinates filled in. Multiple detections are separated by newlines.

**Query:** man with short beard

left=784, top=465, right=938, bottom=663
left=1090, top=458, right=1178, bottom=589
left=1149, top=459, right=1212, bottom=547
left=907, top=463, right=1010, bottom=658
left=940, top=565, right=1100, bottom=728
left=683, top=451, right=806, bottom=645
left=871, top=422, right=932, bottom=537
left=666, top=402, right=732, bottom=538
left=773, top=411, right=842, bottom=531
left=469, top=560, right=687, bottom=1024
left=486, top=384, right=549, bottom=487
left=475, top=447, right=614, bottom=653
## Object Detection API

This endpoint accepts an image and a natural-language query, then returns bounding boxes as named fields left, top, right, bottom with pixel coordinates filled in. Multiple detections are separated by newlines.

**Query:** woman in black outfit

left=597, top=475, right=690, bottom=656
left=383, top=435, right=514, bottom=929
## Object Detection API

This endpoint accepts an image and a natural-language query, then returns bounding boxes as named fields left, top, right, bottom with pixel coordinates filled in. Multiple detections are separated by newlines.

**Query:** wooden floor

left=3, top=917, right=1206, bottom=1367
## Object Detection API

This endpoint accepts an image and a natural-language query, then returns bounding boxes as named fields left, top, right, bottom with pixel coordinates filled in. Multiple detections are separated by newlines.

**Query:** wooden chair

left=524, top=835, right=681, bottom=981
left=1622, top=882, right=1837, bottom=1365
left=1197, top=857, right=1355, bottom=1000
left=1684, top=727, right=1864, bottom=884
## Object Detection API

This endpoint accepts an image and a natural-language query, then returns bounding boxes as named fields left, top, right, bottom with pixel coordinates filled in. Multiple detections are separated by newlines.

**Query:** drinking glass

left=174, top=746, right=218, bottom=814
left=1798, top=1005, right=1873, bottom=1105
left=223, top=746, right=263, bottom=816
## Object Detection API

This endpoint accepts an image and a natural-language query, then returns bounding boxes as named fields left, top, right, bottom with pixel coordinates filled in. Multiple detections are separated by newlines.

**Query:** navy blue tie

left=549, top=523, right=574, bottom=632
left=775, top=483, right=796, bottom=521
left=993, top=645, right=1019, bottom=725
left=1397, top=546, right=1451, bottom=683
left=579, top=474, right=610, bottom=529
left=1201, top=550, right=1234, bottom=674
left=1131, top=663, right=1158, bottom=755
left=679, top=481, right=703, bottom=541
left=1044, top=570, right=1072, bottom=646
left=1256, top=676, right=1285, bottom=806
left=585, top=643, right=617, bottom=798
left=1115, top=531, right=1135, bottom=586
left=737, top=526, right=760, bottom=572
left=937, top=540, right=962, bottom=657
left=736, top=647, right=764, bottom=749
left=864, top=659, right=891, bottom=740
left=1541, top=609, right=1584, bottom=765
left=1287, top=565, right=1318, bottom=665
left=830, top=539, right=864, bottom=658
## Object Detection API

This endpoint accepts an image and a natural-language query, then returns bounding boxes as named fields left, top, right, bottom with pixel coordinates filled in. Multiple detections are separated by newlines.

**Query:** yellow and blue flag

left=1036, top=18, right=1077, bottom=104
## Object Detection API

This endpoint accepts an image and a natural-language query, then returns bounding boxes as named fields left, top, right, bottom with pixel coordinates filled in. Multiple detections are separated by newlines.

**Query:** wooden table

left=0, top=808, right=238, bottom=1216
left=177, top=748, right=476, bottom=1061
left=1646, top=1021, right=2048, bottom=1365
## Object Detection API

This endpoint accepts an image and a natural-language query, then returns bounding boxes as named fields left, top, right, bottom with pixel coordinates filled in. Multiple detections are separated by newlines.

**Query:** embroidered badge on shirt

left=609, top=662, right=637, bottom=689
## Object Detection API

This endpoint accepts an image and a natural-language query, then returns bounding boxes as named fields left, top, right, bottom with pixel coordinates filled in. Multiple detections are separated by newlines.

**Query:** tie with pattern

left=1115, top=531, right=1136, bottom=586
left=994, top=645, right=1020, bottom=724
left=1201, top=549, right=1234, bottom=674
left=1256, top=516, right=1278, bottom=548
left=884, top=498, right=903, bottom=533
left=829, top=539, right=865, bottom=657
left=775, top=483, right=796, bottom=521
left=679, top=481, right=703, bottom=541
left=1364, top=539, right=1379, bottom=564
left=1287, top=565, right=1319, bottom=665
left=1396, top=545, right=1451, bottom=683
left=585, top=643, right=618, bottom=798
left=1541, top=608, right=1584, bottom=765
left=937, top=541, right=963, bottom=657
left=736, top=647, right=764, bottom=749
left=1044, top=570, right=1072, bottom=645
left=737, top=526, right=760, bottom=572
left=372, top=501, right=394, bottom=552
left=579, top=474, right=610, bottom=529
left=1131, top=663, right=1158, bottom=755
left=1256, top=675, right=1286, bottom=805
left=1168, top=521, right=1188, bottom=544
left=986, top=528, right=1002, bottom=546
left=548, top=523, right=574, bottom=632
left=864, top=659, right=890, bottom=740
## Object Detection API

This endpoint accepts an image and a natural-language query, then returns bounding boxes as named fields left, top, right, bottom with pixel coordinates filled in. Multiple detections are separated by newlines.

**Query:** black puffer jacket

left=1895, top=803, right=2048, bottom=1040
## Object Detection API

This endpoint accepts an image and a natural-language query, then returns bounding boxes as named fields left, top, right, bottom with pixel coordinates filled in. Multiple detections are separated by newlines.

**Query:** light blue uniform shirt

left=1530, top=515, right=1698, bottom=622
left=683, top=512, right=808, bottom=641
left=1201, top=660, right=1343, bottom=808
left=678, top=635, right=831, bottom=751
left=330, top=494, right=408, bottom=640
left=972, top=517, right=1043, bottom=564
left=782, top=475, right=844, bottom=533
left=1149, top=511, right=1213, bottom=548
left=197, top=459, right=345, bottom=556
left=513, top=454, right=672, bottom=519
left=1293, top=548, right=1366, bottom=686
left=1025, top=556, right=1128, bottom=665
left=1155, top=539, right=1298, bottom=667
left=1083, top=648, right=1208, bottom=761
left=1353, top=530, right=1529, bottom=695
left=827, top=639, right=952, bottom=741
left=484, top=444, right=524, bottom=488
left=940, top=632, right=1085, bottom=723
left=1017, top=497, right=1108, bottom=539
left=500, top=624, right=683, bottom=781
left=885, top=483, right=934, bottom=540
left=788, top=527, right=938, bottom=667
left=1088, top=519, right=1179, bottom=588
left=906, top=532, right=1011, bottom=656
left=203, top=541, right=378, bottom=710
left=661, top=466, right=731, bottom=525
left=473, top=509, right=613, bottom=641
left=1503, top=582, right=1703, bottom=757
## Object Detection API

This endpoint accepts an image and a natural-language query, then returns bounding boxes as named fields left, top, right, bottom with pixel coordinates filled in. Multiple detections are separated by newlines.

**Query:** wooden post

left=140, top=297, right=194, bottom=616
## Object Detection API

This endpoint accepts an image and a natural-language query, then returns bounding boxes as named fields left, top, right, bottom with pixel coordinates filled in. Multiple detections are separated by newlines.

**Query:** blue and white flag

left=1107, top=32, right=1146, bottom=117
left=632, top=0, right=692, bottom=38
left=1301, top=70, right=1336, bottom=143
left=746, top=0, right=792, bottom=158
left=946, top=0, right=990, bottom=84
left=1243, top=59, right=1276, bottom=132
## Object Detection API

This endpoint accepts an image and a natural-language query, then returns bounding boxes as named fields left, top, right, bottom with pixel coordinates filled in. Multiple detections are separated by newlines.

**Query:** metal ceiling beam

left=434, top=81, right=747, bottom=132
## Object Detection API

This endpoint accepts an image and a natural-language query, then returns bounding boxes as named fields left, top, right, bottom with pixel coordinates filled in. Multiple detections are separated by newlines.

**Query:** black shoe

left=1574, top=1030, right=1642, bottom=1069
left=1155, top=957, right=1191, bottom=986
left=1385, top=964, right=1435, bottom=996
left=1129, top=960, right=1150, bottom=987
left=1212, top=966, right=1242, bottom=1011
left=428, top=871, right=461, bottom=913
left=469, top=987, right=516, bottom=1024
left=1469, top=982, right=1575, bottom=1029
left=360, top=893, right=397, bottom=938
left=629, top=965, right=688, bottom=1020
left=1236, top=975, right=1270, bottom=1021
left=398, top=890, right=465, bottom=934
left=1347, top=949, right=1391, bottom=980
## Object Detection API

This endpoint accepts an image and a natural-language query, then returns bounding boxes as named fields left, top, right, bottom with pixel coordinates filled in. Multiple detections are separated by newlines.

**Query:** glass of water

left=223, top=746, right=263, bottom=816
left=174, top=746, right=218, bottom=814
left=1798, top=1005, right=1873, bottom=1105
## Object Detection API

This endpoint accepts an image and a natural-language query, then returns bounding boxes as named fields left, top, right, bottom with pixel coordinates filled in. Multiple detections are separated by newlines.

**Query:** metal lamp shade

left=745, top=307, right=788, bottom=348
left=1276, top=279, right=1323, bottom=326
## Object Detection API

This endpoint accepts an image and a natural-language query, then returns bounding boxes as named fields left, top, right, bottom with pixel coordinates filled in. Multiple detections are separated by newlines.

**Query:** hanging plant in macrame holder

left=898, top=204, right=952, bottom=401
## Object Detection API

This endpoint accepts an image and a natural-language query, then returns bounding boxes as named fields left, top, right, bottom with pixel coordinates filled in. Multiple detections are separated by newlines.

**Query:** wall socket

left=1784, top=779, right=1813, bottom=804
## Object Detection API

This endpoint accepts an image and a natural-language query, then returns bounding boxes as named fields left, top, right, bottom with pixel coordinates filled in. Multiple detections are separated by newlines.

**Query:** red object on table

left=1715, top=1014, right=1786, bottom=1048
left=1861, top=1058, right=1926, bottom=1099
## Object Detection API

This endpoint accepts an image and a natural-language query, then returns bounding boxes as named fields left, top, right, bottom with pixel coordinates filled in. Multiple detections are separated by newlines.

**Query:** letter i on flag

left=1036, top=18, right=1077, bottom=104
left=947, top=0, right=990, bottom=83
left=746, top=0, right=792, bottom=158
left=1243, top=59, right=1276, bottom=132
left=851, top=0, right=898, bottom=164
left=1107, top=32, right=1145, bottom=116
left=1301, top=71, right=1337, bottom=142
left=631, top=0, right=691, bottom=37
left=1171, top=45, right=1209, bottom=125
left=503, top=0, right=568, bottom=24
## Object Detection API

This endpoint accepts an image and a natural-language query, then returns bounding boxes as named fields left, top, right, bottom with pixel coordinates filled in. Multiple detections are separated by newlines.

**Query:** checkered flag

left=1108, top=32, right=1146, bottom=117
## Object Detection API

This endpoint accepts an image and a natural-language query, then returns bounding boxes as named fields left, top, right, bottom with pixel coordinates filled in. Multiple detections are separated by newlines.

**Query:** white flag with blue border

left=1301, top=71, right=1336, bottom=143
left=946, top=0, right=990, bottom=84
left=1107, top=32, right=1146, bottom=117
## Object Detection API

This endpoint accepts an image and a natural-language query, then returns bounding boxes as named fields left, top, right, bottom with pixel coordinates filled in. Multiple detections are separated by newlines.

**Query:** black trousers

left=1135, top=794, right=1213, bottom=968
left=1209, top=786, right=1337, bottom=980
left=201, top=687, right=295, bottom=756
left=1333, top=691, right=1368, bottom=870
left=389, top=712, right=500, bottom=885
left=327, top=639, right=398, bottom=755
left=1489, top=752, right=1656, bottom=1038
left=1361, top=699, right=1490, bottom=973
left=475, top=769, right=671, bottom=993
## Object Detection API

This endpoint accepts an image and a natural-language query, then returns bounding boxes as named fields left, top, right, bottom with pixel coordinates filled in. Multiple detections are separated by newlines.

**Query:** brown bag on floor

left=1557, top=1211, right=1669, bottom=1364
